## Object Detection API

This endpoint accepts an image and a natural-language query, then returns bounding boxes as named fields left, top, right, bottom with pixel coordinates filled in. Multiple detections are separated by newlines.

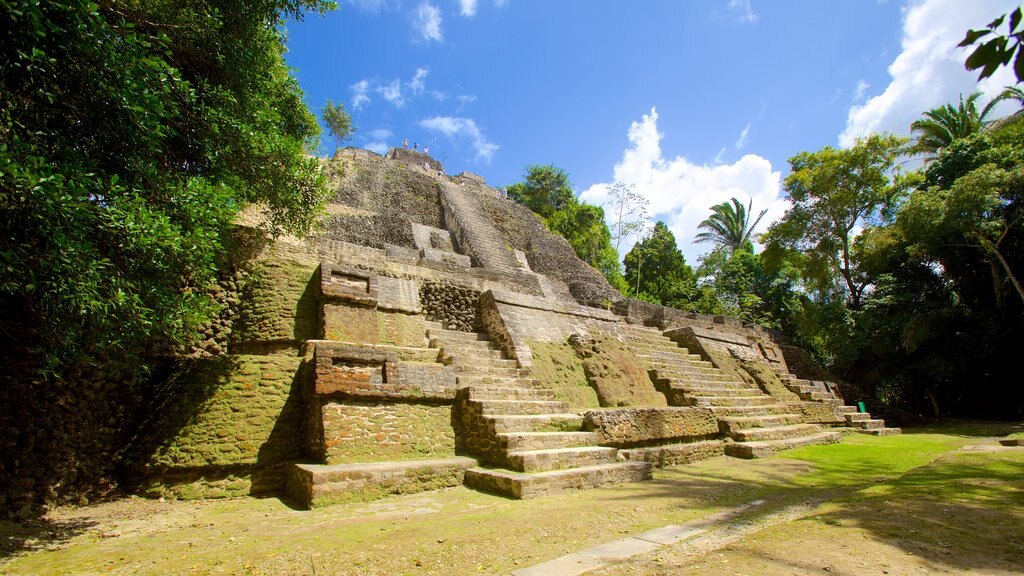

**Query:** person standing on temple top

left=413, top=142, right=418, bottom=151
left=423, top=146, right=429, bottom=155
left=403, top=138, right=409, bottom=149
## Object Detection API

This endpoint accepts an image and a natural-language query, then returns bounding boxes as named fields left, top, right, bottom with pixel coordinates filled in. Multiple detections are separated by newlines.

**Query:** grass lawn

left=2, top=420, right=1022, bottom=575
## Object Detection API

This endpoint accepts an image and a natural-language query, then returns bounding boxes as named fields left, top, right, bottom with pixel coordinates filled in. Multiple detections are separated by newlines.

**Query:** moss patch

left=321, top=401, right=456, bottom=464
left=571, top=335, right=667, bottom=407
left=322, top=303, right=379, bottom=343
left=134, top=354, right=305, bottom=498
left=527, top=340, right=599, bottom=409
left=736, top=358, right=800, bottom=400
left=231, top=253, right=318, bottom=344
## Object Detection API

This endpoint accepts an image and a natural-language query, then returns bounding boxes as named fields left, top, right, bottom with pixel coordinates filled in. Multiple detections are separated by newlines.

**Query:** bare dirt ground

left=2, top=422, right=1022, bottom=576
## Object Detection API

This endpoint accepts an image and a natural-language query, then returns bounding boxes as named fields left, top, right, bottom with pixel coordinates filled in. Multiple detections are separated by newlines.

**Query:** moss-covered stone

left=320, top=401, right=456, bottom=464
left=527, top=340, right=600, bottom=409
left=231, top=253, right=318, bottom=345
left=322, top=303, right=379, bottom=343
left=571, top=335, right=667, bottom=407
left=135, top=354, right=305, bottom=498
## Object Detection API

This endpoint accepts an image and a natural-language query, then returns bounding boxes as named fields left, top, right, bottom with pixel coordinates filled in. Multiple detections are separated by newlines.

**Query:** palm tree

left=693, top=197, right=767, bottom=253
left=909, top=88, right=1023, bottom=161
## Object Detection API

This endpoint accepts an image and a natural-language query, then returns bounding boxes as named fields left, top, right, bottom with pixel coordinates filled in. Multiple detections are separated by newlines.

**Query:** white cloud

left=377, top=79, right=404, bottom=107
left=365, top=141, right=390, bottom=155
left=413, top=2, right=443, bottom=43
left=351, top=79, right=371, bottom=110
left=419, top=115, right=499, bottom=163
left=580, top=108, right=787, bottom=264
left=367, top=128, right=393, bottom=140
left=840, top=0, right=1019, bottom=147
left=734, top=123, right=751, bottom=150
left=409, top=67, right=429, bottom=94
left=459, top=0, right=477, bottom=16
left=727, top=0, right=758, bottom=24
left=853, top=79, right=871, bottom=102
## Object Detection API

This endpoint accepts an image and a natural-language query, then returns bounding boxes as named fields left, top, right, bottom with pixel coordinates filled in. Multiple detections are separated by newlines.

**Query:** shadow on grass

left=585, top=427, right=1024, bottom=574
left=902, top=418, right=1024, bottom=438
left=0, top=517, right=96, bottom=561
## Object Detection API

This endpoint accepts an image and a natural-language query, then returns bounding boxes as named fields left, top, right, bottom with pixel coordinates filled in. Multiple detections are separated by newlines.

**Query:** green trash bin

left=857, top=401, right=867, bottom=413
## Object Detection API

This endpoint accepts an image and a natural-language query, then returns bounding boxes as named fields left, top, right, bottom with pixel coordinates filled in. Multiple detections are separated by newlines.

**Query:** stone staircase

left=776, top=369, right=902, bottom=437
left=428, top=321, right=652, bottom=498
left=617, top=325, right=842, bottom=458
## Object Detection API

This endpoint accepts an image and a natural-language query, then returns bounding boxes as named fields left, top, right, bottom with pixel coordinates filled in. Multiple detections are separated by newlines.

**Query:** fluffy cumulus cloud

left=840, top=0, right=1019, bottom=147
left=350, top=79, right=371, bottom=110
left=413, top=2, right=443, bottom=43
left=459, top=0, right=477, bottom=16
left=378, top=79, right=404, bottom=107
left=419, top=116, right=499, bottom=163
left=580, top=108, right=787, bottom=264
left=409, top=67, right=429, bottom=94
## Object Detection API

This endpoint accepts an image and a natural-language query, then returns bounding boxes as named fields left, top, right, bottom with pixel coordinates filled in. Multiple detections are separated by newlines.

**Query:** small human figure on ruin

left=413, top=142, right=418, bottom=151
left=402, top=138, right=409, bottom=149
left=423, top=146, right=429, bottom=155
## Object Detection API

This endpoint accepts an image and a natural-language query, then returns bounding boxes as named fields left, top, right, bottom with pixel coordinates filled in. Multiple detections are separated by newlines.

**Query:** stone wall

left=582, top=407, right=719, bottom=447
left=318, top=401, right=456, bottom=464
left=133, top=354, right=305, bottom=499
left=420, top=280, right=481, bottom=332
left=526, top=340, right=600, bottom=409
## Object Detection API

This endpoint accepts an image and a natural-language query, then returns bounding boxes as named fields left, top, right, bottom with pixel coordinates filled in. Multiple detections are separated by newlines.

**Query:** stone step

left=287, top=457, right=477, bottom=509
left=856, top=419, right=886, bottom=430
left=720, top=413, right=804, bottom=431
left=431, top=337, right=501, bottom=351
left=724, top=430, right=842, bottom=459
left=451, top=357, right=519, bottom=369
left=455, top=365, right=527, bottom=377
left=837, top=405, right=859, bottom=414
left=474, top=399, right=569, bottom=416
left=438, top=345, right=505, bottom=360
left=484, top=413, right=583, bottom=433
left=651, top=366, right=728, bottom=378
left=617, top=440, right=726, bottom=467
left=729, top=423, right=823, bottom=442
left=845, top=412, right=871, bottom=422
left=676, top=386, right=761, bottom=397
left=639, top=353, right=710, bottom=366
left=455, top=375, right=540, bottom=388
left=506, top=446, right=618, bottom=473
left=858, top=427, right=902, bottom=436
left=463, top=461, right=652, bottom=499
left=464, top=386, right=555, bottom=401
left=708, top=403, right=796, bottom=417
left=425, top=327, right=490, bottom=342
left=693, top=395, right=776, bottom=407
left=497, top=431, right=601, bottom=452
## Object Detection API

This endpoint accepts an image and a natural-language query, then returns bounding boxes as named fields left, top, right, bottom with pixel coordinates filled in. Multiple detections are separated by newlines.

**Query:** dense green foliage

left=0, top=0, right=333, bottom=513
left=507, top=164, right=627, bottom=291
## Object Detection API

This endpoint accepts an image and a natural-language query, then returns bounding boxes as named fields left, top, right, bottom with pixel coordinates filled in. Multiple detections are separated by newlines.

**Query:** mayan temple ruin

left=136, top=147, right=900, bottom=508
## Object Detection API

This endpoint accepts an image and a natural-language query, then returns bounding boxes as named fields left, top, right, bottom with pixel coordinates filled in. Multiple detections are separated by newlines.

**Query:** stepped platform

left=724, top=430, right=842, bottom=459
left=464, top=461, right=652, bottom=499
left=287, top=457, right=477, bottom=509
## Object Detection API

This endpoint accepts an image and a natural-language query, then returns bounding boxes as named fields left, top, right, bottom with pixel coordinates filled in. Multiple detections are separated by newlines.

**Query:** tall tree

left=606, top=182, right=649, bottom=254
left=694, top=197, right=768, bottom=253
left=506, top=164, right=576, bottom=219
left=623, top=222, right=695, bottom=304
left=0, top=0, right=334, bottom=513
left=322, top=99, right=354, bottom=152
left=764, top=134, right=907, bottom=308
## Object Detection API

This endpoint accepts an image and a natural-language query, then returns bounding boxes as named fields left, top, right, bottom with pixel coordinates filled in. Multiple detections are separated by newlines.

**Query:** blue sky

left=285, top=0, right=1020, bottom=263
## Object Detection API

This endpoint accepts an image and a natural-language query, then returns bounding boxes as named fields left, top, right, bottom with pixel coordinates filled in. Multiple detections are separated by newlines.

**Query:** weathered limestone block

left=288, top=457, right=476, bottom=508
left=618, top=440, right=725, bottom=467
left=570, top=334, right=667, bottom=407
left=319, top=400, right=457, bottom=464
left=319, top=263, right=379, bottom=306
left=312, top=343, right=456, bottom=400
left=582, top=407, right=719, bottom=447
left=792, top=401, right=847, bottom=425
left=322, top=303, right=379, bottom=343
